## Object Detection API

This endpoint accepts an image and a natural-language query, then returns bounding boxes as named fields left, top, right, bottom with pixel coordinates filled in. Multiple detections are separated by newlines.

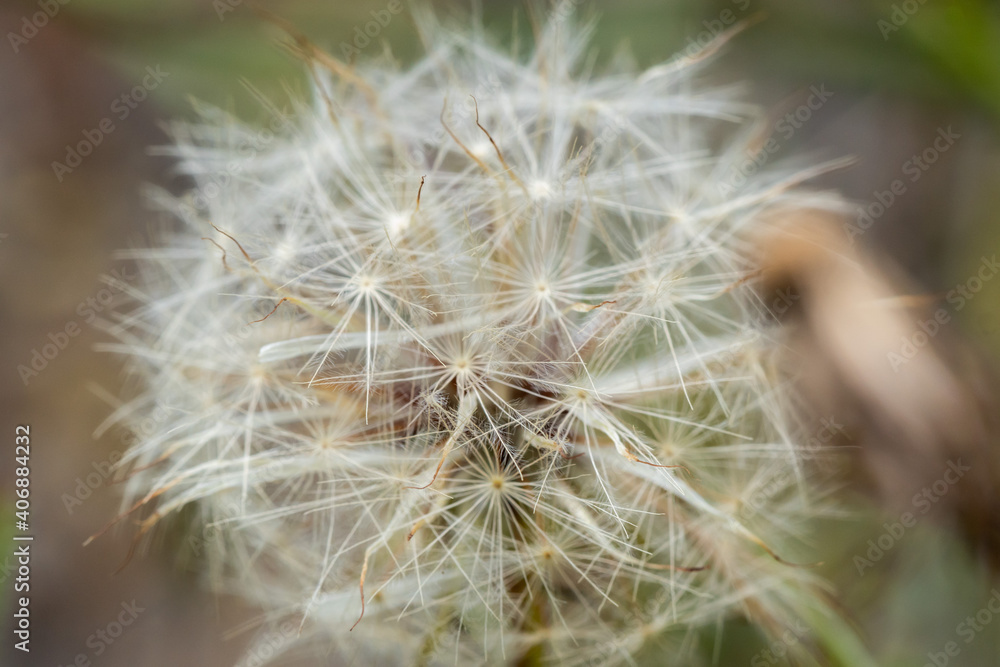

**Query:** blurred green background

left=2, top=0, right=999, bottom=665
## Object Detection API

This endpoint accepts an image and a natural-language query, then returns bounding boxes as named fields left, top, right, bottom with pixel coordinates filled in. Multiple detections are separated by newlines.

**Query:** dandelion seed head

left=108, top=7, right=848, bottom=666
